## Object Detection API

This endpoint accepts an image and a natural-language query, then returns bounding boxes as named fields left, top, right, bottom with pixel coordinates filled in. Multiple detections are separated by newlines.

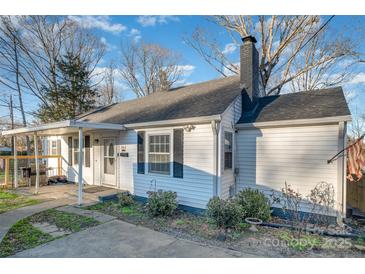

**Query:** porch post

left=34, top=133, right=40, bottom=194
left=13, top=135, right=18, bottom=188
left=78, top=127, right=83, bottom=205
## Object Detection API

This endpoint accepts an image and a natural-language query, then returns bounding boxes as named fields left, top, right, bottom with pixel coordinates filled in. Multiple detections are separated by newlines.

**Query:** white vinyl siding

left=236, top=124, right=340, bottom=215
left=220, top=95, right=242, bottom=199
left=133, top=124, right=214, bottom=209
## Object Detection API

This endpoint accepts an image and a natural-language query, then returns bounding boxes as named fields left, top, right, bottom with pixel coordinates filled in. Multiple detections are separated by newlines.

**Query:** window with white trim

left=148, top=135, right=170, bottom=175
left=51, top=140, right=57, bottom=155
left=224, top=131, right=233, bottom=169
left=73, top=138, right=79, bottom=165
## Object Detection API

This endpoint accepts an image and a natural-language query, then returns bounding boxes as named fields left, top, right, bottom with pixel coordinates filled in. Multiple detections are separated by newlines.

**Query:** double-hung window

left=224, top=132, right=233, bottom=169
left=71, top=136, right=91, bottom=167
left=51, top=140, right=57, bottom=155
left=73, top=139, right=79, bottom=165
left=148, top=135, right=170, bottom=175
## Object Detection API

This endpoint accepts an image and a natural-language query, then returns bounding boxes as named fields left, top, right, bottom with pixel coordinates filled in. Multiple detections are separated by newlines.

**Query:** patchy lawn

left=0, top=208, right=100, bottom=257
left=86, top=200, right=365, bottom=257
left=0, top=190, right=40, bottom=214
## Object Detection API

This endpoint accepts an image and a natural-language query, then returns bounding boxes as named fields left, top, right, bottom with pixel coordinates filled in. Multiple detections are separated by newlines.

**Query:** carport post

left=13, top=135, right=18, bottom=188
left=34, top=133, right=40, bottom=194
left=78, top=127, right=83, bottom=205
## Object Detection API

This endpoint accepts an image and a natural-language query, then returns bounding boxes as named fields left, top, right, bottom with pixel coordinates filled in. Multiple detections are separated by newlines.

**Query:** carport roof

left=1, top=120, right=125, bottom=136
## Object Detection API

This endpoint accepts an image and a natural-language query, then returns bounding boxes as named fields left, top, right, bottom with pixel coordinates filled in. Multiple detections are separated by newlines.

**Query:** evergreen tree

left=38, top=52, right=98, bottom=122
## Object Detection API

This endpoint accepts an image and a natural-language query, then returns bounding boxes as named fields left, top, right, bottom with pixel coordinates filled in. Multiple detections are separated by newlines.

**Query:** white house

left=2, top=36, right=351, bottom=217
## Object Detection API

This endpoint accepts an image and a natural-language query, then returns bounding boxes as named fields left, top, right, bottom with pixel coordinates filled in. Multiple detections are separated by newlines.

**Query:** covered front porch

left=1, top=119, right=125, bottom=205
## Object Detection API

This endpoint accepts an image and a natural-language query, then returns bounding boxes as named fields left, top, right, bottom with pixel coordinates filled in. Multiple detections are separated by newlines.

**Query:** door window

left=104, top=139, right=115, bottom=175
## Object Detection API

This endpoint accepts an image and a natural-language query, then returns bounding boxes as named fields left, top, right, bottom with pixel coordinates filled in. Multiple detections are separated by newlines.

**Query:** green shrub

left=146, top=190, right=178, bottom=217
left=235, top=222, right=250, bottom=231
left=206, top=197, right=244, bottom=229
left=116, top=192, right=135, bottom=207
left=235, top=188, right=271, bottom=221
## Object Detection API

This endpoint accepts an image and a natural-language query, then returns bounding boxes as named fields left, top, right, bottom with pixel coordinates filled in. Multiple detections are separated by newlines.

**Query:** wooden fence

left=0, top=155, right=62, bottom=188
left=347, top=177, right=365, bottom=213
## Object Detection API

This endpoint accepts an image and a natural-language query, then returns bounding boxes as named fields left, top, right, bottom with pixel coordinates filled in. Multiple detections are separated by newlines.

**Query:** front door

left=101, top=137, right=117, bottom=186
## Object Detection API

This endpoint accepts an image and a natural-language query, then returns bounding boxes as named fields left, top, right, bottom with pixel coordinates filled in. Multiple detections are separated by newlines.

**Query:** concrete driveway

left=13, top=219, right=249, bottom=258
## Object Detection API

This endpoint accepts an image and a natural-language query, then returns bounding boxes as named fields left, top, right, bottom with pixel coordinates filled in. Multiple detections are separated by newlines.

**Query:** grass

left=29, top=209, right=100, bottom=233
left=0, top=218, right=53, bottom=257
left=0, top=208, right=100, bottom=257
left=0, top=190, right=40, bottom=214
left=278, top=230, right=323, bottom=251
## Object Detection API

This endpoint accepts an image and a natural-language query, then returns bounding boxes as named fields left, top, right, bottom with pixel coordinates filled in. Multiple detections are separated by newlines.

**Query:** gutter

left=1, top=119, right=125, bottom=136
left=211, top=120, right=220, bottom=197
left=236, top=115, right=352, bottom=129
left=125, top=115, right=222, bottom=129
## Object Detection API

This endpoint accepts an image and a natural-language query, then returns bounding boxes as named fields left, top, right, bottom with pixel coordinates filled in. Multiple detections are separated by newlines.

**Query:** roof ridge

left=92, top=75, right=241, bottom=109
left=261, top=86, right=343, bottom=99
left=169, top=75, right=239, bottom=91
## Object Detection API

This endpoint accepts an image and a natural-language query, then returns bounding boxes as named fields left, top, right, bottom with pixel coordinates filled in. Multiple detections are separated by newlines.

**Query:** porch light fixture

left=183, top=124, right=195, bottom=132
left=94, top=138, right=99, bottom=144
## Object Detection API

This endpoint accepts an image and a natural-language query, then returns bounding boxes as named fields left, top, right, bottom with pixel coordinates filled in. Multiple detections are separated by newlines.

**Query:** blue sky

left=4, top=15, right=365, bottom=126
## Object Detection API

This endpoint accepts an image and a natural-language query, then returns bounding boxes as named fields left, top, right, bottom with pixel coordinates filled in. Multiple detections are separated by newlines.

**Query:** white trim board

left=236, top=115, right=352, bottom=129
left=1, top=119, right=126, bottom=136
left=125, top=115, right=221, bottom=129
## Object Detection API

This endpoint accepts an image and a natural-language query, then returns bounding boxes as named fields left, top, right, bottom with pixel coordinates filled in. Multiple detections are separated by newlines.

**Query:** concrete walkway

left=1, top=184, right=119, bottom=241
left=13, top=219, right=249, bottom=258
left=0, top=198, right=71, bottom=241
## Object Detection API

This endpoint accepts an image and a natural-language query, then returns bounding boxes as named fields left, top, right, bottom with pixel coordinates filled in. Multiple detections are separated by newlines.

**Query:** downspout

left=211, top=120, right=220, bottom=197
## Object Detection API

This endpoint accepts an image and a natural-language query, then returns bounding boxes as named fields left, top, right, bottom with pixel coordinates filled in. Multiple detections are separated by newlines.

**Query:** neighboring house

left=2, top=36, right=351, bottom=217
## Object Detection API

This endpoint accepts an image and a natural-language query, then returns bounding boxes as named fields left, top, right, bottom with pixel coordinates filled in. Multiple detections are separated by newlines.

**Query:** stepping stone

left=56, top=205, right=116, bottom=223
left=49, top=230, right=70, bottom=237
left=32, top=222, right=69, bottom=237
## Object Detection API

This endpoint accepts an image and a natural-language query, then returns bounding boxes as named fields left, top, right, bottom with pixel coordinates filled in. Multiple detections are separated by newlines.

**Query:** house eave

left=236, top=115, right=352, bottom=129
left=124, top=114, right=222, bottom=129
left=1, top=120, right=126, bottom=136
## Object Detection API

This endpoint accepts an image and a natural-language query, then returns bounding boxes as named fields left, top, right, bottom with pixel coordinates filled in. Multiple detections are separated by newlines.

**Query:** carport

left=1, top=119, right=125, bottom=205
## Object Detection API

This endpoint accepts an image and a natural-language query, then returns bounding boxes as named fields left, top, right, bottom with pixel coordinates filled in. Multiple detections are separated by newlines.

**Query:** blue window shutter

left=137, top=131, right=145, bottom=174
left=173, top=129, right=183, bottom=178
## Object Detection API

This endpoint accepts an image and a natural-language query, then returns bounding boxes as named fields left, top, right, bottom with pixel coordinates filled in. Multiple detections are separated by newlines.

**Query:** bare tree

left=119, top=42, right=182, bottom=97
left=349, top=108, right=365, bottom=139
left=97, top=61, right=119, bottom=106
left=185, top=16, right=361, bottom=95
left=15, top=16, right=105, bottom=106
left=0, top=16, right=31, bottom=155
left=0, top=16, right=105, bottom=113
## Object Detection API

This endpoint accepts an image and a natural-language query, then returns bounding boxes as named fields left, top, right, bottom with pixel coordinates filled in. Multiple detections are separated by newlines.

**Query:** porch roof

left=1, top=119, right=125, bottom=136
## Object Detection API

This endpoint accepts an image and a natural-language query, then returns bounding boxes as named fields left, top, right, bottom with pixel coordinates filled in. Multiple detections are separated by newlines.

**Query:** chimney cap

left=241, top=35, right=257, bottom=44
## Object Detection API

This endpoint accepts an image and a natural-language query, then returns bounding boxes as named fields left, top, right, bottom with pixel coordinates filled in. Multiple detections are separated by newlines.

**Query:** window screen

left=148, top=135, right=170, bottom=175
left=68, top=137, right=72, bottom=166
left=224, top=132, right=233, bottom=169
left=85, top=135, right=90, bottom=168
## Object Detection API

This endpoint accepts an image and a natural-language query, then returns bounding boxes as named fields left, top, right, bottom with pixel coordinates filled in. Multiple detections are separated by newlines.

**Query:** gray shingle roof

left=77, top=76, right=242, bottom=125
left=238, top=86, right=351, bottom=124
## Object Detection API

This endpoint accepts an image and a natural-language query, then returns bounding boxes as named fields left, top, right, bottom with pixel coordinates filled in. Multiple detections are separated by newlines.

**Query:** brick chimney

left=240, top=35, right=260, bottom=111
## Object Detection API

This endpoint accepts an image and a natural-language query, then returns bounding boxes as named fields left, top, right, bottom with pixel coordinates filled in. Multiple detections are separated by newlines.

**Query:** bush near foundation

left=234, top=188, right=271, bottom=221
left=146, top=190, right=178, bottom=217
left=116, top=191, right=135, bottom=207
left=207, top=197, right=244, bottom=229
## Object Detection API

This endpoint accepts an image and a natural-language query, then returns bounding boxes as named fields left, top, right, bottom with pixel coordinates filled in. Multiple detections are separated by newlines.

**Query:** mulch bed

left=86, top=200, right=365, bottom=258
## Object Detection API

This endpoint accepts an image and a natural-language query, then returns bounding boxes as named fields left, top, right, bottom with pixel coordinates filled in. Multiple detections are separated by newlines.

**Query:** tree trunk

left=13, top=36, right=31, bottom=156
